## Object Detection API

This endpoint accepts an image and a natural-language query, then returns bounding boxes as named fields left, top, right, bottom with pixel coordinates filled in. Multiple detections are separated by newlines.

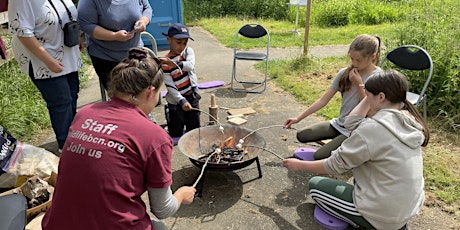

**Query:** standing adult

left=8, top=0, right=82, bottom=153
left=77, top=0, right=152, bottom=97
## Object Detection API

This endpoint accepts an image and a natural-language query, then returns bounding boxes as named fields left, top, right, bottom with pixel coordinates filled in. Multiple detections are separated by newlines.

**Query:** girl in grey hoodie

left=283, top=70, right=430, bottom=229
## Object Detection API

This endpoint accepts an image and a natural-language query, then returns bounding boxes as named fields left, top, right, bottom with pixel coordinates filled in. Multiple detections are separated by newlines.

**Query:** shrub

left=313, top=0, right=353, bottom=27
left=312, top=0, right=405, bottom=27
left=183, top=0, right=289, bottom=22
left=389, top=0, right=460, bottom=129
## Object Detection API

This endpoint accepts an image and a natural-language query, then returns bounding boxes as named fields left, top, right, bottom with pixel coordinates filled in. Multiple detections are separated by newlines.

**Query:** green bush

left=183, top=0, right=289, bottom=22
left=313, top=0, right=353, bottom=27
left=312, top=0, right=404, bottom=27
left=389, top=0, right=460, bottom=129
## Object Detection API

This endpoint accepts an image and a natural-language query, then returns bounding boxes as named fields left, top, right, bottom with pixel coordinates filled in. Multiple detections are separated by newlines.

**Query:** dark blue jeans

left=29, top=68, right=79, bottom=149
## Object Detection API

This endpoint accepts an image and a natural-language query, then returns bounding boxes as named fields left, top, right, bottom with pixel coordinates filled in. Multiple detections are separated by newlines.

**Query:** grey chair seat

left=235, top=52, right=267, bottom=61
left=231, top=24, right=270, bottom=94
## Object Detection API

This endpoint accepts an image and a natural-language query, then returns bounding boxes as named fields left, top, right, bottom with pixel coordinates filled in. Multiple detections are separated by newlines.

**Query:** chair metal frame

left=231, top=24, right=270, bottom=93
left=379, top=45, right=433, bottom=119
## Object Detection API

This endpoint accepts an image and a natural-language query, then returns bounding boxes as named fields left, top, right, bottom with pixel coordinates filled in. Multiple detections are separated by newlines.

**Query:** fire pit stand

left=178, top=125, right=266, bottom=197
left=190, top=156, right=262, bottom=197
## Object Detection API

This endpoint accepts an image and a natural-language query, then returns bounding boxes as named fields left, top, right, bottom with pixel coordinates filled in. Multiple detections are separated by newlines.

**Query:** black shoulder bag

left=48, top=0, right=79, bottom=47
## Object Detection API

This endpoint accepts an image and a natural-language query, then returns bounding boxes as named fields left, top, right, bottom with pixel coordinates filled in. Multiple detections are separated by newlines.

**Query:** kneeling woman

left=42, top=48, right=196, bottom=230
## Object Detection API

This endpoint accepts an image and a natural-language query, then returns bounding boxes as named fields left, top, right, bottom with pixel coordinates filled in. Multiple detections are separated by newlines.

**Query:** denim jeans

left=30, top=69, right=79, bottom=149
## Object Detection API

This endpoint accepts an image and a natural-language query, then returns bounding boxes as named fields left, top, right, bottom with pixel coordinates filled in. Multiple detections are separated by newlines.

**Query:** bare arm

left=282, top=158, right=327, bottom=174
left=17, top=37, right=63, bottom=73
left=284, top=88, right=337, bottom=128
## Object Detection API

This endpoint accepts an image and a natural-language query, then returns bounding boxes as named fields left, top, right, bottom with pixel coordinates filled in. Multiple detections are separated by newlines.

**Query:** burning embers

left=197, top=137, right=249, bottom=164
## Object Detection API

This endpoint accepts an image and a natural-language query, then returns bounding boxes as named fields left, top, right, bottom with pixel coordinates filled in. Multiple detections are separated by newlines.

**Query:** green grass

left=196, top=17, right=401, bottom=49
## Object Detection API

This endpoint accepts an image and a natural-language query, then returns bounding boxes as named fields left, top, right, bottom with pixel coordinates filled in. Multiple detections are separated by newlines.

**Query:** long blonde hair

left=339, top=34, right=381, bottom=92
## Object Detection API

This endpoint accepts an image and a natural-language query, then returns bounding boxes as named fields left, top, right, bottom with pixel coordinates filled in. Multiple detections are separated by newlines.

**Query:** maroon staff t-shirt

left=42, top=97, right=173, bottom=230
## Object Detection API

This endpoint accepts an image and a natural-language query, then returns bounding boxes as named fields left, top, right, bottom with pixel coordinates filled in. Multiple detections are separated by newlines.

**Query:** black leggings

left=89, top=55, right=119, bottom=90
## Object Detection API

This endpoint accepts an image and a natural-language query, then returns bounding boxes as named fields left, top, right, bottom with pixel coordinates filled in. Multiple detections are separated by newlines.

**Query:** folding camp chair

left=231, top=24, right=270, bottom=93
left=379, top=45, right=433, bottom=120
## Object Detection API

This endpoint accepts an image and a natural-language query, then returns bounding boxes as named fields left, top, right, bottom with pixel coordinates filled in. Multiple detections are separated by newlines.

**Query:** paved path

left=30, top=27, right=457, bottom=229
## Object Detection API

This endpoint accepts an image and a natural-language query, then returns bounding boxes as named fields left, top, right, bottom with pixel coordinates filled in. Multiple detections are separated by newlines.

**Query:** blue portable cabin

left=144, top=0, right=183, bottom=51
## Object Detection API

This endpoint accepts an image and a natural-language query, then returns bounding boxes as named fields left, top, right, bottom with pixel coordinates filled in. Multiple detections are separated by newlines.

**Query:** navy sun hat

left=162, top=23, right=194, bottom=41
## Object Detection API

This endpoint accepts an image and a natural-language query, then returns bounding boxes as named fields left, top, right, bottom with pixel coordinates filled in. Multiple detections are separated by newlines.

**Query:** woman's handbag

left=48, top=0, right=79, bottom=47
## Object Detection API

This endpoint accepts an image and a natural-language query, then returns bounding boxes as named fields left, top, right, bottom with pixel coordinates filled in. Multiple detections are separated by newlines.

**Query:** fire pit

left=178, top=125, right=266, bottom=196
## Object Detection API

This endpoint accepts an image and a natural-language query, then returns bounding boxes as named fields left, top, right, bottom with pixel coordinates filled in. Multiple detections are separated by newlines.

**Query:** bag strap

left=47, top=0, right=75, bottom=27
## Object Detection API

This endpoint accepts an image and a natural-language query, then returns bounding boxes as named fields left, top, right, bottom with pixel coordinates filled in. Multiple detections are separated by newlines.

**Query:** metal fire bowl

left=178, top=125, right=266, bottom=170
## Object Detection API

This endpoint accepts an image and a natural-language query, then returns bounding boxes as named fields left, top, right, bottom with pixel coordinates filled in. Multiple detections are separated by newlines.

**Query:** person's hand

left=159, top=57, right=176, bottom=67
left=349, top=68, right=362, bottom=85
left=282, top=158, right=304, bottom=171
left=78, top=35, right=85, bottom=52
left=175, top=186, right=196, bottom=204
left=114, top=30, right=135, bottom=42
left=133, top=20, right=145, bottom=33
left=46, top=59, right=64, bottom=73
left=284, top=117, right=299, bottom=129
left=182, top=102, right=192, bottom=111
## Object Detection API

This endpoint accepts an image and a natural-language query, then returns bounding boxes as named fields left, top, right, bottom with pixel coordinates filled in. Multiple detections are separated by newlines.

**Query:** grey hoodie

left=324, top=109, right=425, bottom=229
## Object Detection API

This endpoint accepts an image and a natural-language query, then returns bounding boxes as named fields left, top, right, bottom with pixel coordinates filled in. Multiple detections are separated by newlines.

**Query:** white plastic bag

left=0, top=141, right=59, bottom=188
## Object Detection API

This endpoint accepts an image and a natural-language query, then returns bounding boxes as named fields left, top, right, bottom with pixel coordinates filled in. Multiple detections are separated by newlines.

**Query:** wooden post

left=303, top=0, right=312, bottom=56
left=208, top=94, right=218, bottom=125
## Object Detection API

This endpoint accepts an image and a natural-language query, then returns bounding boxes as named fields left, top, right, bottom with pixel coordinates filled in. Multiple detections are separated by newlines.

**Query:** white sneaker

left=58, top=149, right=62, bottom=154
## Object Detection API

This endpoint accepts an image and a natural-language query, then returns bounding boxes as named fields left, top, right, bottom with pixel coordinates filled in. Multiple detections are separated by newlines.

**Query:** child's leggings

left=309, top=176, right=374, bottom=229
left=296, top=121, right=347, bottom=160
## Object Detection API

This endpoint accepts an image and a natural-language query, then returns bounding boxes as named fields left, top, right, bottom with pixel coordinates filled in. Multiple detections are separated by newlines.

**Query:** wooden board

left=227, top=117, right=247, bottom=126
left=227, top=107, right=257, bottom=116
left=25, top=212, right=45, bottom=230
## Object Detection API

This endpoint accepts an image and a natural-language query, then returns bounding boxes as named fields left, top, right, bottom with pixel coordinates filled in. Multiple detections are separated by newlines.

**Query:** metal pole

left=303, top=0, right=312, bottom=56
left=294, top=4, right=300, bottom=34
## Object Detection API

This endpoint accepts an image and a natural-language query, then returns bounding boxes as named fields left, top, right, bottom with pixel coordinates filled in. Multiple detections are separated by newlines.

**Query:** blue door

left=144, top=0, right=183, bottom=51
